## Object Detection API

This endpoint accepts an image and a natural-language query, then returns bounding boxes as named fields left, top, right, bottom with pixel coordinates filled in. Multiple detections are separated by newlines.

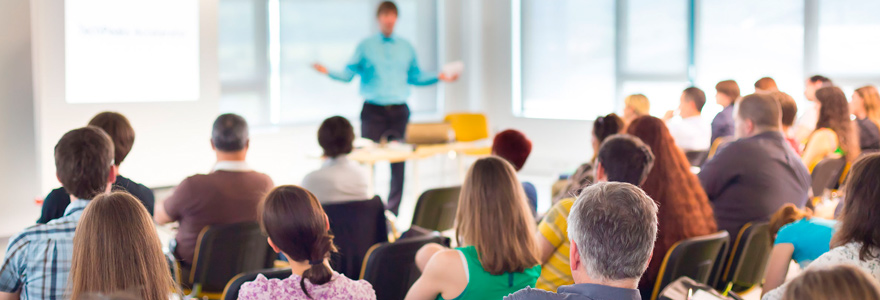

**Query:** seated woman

left=763, top=153, right=880, bottom=299
left=552, top=113, right=625, bottom=203
left=238, top=185, right=376, bottom=299
left=803, top=86, right=860, bottom=172
left=491, top=129, right=537, bottom=214
left=70, top=192, right=175, bottom=300
left=762, top=204, right=836, bottom=297
left=302, top=116, right=371, bottom=203
left=852, top=85, right=880, bottom=152
left=782, top=265, right=880, bottom=300
left=626, top=116, right=717, bottom=298
left=38, top=112, right=154, bottom=223
left=622, top=94, right=650, bottom=126
left=405, top=156, right=540, bottom=300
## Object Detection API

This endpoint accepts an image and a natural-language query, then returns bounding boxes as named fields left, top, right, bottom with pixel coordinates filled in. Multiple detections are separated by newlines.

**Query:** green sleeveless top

left=437, top=246, right=541, bottom=300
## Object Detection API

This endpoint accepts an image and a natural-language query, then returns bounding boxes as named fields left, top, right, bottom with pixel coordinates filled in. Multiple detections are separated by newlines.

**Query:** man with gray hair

left=507, top=182, right=659, bottom=300
left=155, top=113, right=274, bottom=273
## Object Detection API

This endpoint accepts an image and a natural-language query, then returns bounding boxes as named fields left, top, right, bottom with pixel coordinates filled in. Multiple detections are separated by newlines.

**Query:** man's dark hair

left=318, top=116, right=355, bottom=158
left=737, top=93, right=781, bottom=130
left=212, top=113, right=249, bottom=152
left=55, top=126, right=114, bottom=200
left=809, top=75, right=833, bottom=86
left=596, top=134, right=655, bottom=186
left=770, top=91, right=798, bottom=127
left=376, top=1, right=398, bottom=17
left=88, top=112, right=135, bottom=166
left=683, top=87, right=707, bottom=112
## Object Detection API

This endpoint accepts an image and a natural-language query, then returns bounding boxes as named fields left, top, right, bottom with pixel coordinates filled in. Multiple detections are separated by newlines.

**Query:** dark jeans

left=361, top=102, right=410, bottom=215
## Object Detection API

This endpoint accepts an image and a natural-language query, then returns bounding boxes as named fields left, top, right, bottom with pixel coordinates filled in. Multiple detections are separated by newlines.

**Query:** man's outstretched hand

left=313, top=63, right=329, bottom=74
left=439, top=73, right=459, bottom=82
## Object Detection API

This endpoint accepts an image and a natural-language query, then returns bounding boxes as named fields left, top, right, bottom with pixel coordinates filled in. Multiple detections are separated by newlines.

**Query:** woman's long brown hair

left=855, top=85, right=880, bottom=132
left=260, top=185, right=337, bottom=299
left=832, top=153, right=880, bottom=260
left=70, top=192, right=174, bottom=300
left=455, top=156, right=539, bottom=275
left=626, top=116, right=717, bottom=287
left=815, top=86, right=860, bottom=162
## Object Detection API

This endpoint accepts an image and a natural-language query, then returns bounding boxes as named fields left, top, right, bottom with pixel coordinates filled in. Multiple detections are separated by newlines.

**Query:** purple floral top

left=238, top=272, right=376, bottom=300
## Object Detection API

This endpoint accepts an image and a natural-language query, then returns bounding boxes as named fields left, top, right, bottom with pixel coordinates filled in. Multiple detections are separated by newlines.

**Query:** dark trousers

left=361, top=102, right=410, bottom=215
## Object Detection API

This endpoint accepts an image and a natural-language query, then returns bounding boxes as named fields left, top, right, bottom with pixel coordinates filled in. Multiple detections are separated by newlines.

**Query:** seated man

left=491, top=129, right=538, bottom=213
left=535, top=134, right=655, bottom=292
left=302, top=116, right=371, bottom=203
left=507, top=182, right=659, bottom=300
left=0, top=126, right=117, bottom=299
left=38, top=111, right=155, bottom=224
left=699, top=93, right=811, bottom=236
left=664, top=87, right=711, bottom=152
left=155, top=113, right=274, bottom=269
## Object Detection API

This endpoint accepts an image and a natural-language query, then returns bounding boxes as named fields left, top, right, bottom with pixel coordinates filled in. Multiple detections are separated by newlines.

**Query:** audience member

left=623, top=94, right=650, bottom=125
left=238, top=185, right=376, bottom=299
left=711, top=80, right=741, bottom=145
left=763, top=153, right=880, bottom=299
left=699, top=93, right=811, bottom=236
left=552, top=113, right=625, bottom=203
left=664, top=87, right=711, bottom=151
left=38, top=112, right=154, bottom=224
left=70, top=192, right=176, bottom=300
left=406, top=157, right=540, bottom=300
left=535, top=134, right=654, bottom=291
left=781, top=265, right=880, bottom=300
left=154, top=113, right=275, bottom=270
left=0, top=127, right=116, bottom=299
left=491, top=129, right=538, bottom=214
left=762, top=204, right=836, bottom=297
left=802, top=86, right=860, bottom=171
left=770, top=91, right=803, bottom=155
left=507, top=182, right=659, bottom=300
left=852, top=85, right=880, bottom=152
left=794, top=75, right=834, bottom=142
left=755, top=77, right=779, bottom=93
left=302, top=116, right=371, bottom=203
left=626, top=116, right=717, bottom=298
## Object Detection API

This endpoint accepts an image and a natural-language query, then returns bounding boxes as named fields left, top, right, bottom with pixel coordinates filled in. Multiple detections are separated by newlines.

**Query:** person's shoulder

left=330, top=273, right=378, bottom=300
left=238, top=274, right=288, bottom=299
left=7, top=218, right=77, bottom=250
left=808, top=242, right=866, bottom=269
left=505, top=287, right=559, bottom=300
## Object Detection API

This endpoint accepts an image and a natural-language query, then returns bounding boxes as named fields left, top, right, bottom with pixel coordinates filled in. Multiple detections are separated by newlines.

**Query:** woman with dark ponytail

left=238, top=185, right=376, bottom=299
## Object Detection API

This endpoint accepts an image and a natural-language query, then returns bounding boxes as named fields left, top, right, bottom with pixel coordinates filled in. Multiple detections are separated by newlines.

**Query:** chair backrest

left=445, top=113, right=489, bottom=142
left=360, top=234, right=449, bottom=300
left=811, top=157, right=846, bottom=197
left=322, top=196, right=389, bottom=280
left=720, top=222, right=772, bottom=293
left=685, top=150, right=709, bottom=167
left=411, top=186, right=461, bottom=232
left=189, top=222, right=276, bottom=293
left=221, top=268, right=292, bottom=300
left=651, top=231, right=730, bottom=300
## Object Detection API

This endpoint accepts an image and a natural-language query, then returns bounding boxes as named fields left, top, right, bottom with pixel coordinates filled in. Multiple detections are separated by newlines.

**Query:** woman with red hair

left=491, top=129, right=536, bottom=215
left=626, top=116, right=717, bottom=298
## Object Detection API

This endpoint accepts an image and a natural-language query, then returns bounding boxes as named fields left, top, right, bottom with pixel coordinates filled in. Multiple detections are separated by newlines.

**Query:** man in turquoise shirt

left=314, top=1, right=456, bottom=214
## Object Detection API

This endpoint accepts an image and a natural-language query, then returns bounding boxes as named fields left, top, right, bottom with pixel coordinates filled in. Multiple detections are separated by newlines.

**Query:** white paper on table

left=441, top=61, right=464, bottom=77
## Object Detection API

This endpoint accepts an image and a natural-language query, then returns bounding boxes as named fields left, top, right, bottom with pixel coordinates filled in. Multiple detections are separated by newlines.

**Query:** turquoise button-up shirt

left=328, top=33, right=438, bottom=106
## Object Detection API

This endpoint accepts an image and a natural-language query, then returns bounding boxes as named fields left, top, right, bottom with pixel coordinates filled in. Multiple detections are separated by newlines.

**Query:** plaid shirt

left=0, top=199, right=88, bottom=300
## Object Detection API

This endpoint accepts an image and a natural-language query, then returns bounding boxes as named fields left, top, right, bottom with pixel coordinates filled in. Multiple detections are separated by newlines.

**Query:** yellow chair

left=444, top=113, right=492, bottom=156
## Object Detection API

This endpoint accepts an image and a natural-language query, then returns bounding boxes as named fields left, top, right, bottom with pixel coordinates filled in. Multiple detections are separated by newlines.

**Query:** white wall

left=0, top=0, right=40, bottom=237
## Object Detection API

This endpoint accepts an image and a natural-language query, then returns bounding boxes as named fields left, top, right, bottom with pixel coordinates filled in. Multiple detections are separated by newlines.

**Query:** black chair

left=718, top=222, right=772, bottom=294
left=360, top=234, right=450, bottom=300
left=180, top=222, right=276, bottom=299
left=221, top=268, right=292, bottom=300
left=650, top=231, right=730, bottom=300
left=685, top=151, right=709, bottom=167
left=322, top=196, right=389, bottom=280
left=411, top=186, right=461, bottom=232
left=810, top=157, right=846, bottom=197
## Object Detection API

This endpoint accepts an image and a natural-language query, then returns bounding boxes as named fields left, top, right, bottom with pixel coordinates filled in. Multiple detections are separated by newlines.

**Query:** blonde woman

left=405, top=156, right=541, bottom=300
left=782, top=264, right=880, bottom=300
left=623, top=94, right=650, bottom=125
left=853, top=85, right=880, bottom=151
left=70, top=192, right=176, bottom=300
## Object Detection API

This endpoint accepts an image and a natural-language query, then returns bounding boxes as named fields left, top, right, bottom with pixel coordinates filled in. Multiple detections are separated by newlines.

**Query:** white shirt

left=301, top=155, right=371, bottom=203
left=666, top=115, right=711, bottom=151
left=212, top=161, right=253, bottom=172
left=762, top=242, right=880, bottom=300
left=793, top=102, right=818, bottom=143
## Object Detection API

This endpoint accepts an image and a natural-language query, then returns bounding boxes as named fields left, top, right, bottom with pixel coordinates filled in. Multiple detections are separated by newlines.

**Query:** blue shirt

left=505, top=284, right=641, bottom=300
left=0, top=199, right=89, bottom=300
left=328, top=33, right=438, bottom=105
left=710, top=105, right=735, bottom=146
left=774, top=218, right=836, bottom=268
